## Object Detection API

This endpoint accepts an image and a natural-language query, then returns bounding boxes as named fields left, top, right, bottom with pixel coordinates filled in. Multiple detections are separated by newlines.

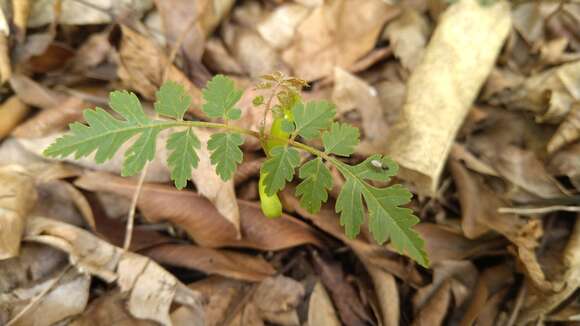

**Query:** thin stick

left=6, top=265, right=72, bottom=326
left=505, top=283, right=527, bottom=326
left=498, top=206, right=580, bottom=215
left=123, top=162, right=149, bottom=251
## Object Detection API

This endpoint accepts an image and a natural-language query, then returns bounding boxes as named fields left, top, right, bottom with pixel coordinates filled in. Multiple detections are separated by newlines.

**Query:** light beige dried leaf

left=386, top=0, right=511, bottom=195
left=332, top=68, right=389, bottom=147
left=12, top=0, right=30, bottom=42
left=27, top=0, right=153, bottom=27
left=549, top=142, right=580, bottom=190
left=0, top=267, right=90, bottom=326
left=204, top=38, right=244, bottom=75
left=307, top=282, right=341, bottom=326
left=282, top=0, right=399, bottom=80
left=70, top=32, right=112, bottom=72
left=0, top=96, right=30, bottom=139
left=0, top=165, right=37, bottom=259
left=253, top=276, right=304, bottom=325
left=383, top=8, right=430, bottom=71
left=24, top=216, right=204, bottom=325
left=412, top=280, right=451, bottom=326
left=9, top=74, right=66, bottom=109
left=222, top=23, right=289, bottom=77
left=256, top=3, right=310, bottom=50
left=548, top=103, right=580, bottom=153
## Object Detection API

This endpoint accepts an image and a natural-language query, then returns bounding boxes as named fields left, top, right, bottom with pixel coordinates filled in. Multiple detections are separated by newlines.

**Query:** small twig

left=498, top=205, right=580, bottom=215
left=506, top=283, right=527, bottom=326
left=123, top=162, right=149, bottom=251
left=6, top=265, right=72, bottom=326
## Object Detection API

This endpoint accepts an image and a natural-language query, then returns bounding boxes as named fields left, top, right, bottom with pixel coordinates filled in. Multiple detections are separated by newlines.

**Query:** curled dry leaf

left=307, top=282, right=342, bottom=326
left=383, top=8, right=430, bottom=71
left=203, top=37, right=244, bottom=75
left=282, top=0, right=399, bottom=80
left=0, top=267, right=91, bottom=326
left=143, top=244, right=276, bottom=282
left=256, top=3, right=310, bottom=50
left=386, top=0, right=511, bottom=195
left=548, top=102, right=580, bottom=153
left=252, top=275, right=304, bottom=325
left=24, top=216, right=204, bottom=325
left=75, top=171, right=322, bottom=250
left=70, top=291, right=158, bottom=326
left=9, top=74, right=67, bottom=109
left=549, top=142, right=580, bottom=190
left=0, top=165, right=37, bottom=259
left=412, top=280, right=451, bottom=326
left=0, top=96, right=30, bottom=139
left=364, top=265, right=399, bottom=326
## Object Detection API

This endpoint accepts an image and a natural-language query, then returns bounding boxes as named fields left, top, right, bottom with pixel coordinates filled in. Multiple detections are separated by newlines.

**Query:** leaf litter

left=0, top=0, right=579, bottom=324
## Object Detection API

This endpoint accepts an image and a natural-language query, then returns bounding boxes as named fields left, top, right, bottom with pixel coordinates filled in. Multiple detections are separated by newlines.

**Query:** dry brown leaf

left=117, top=25, right=205, bottom=118
left=332, top=68, right=389, bottom=148
left=412, top=280, right=451, bottom=326
left=222, top=23, right=289, bottom=77
left=0, top=96, right=30, bottom=139
left=12, top=96, right=85, bottom=139
left=143, top=244, right=276, bottom=282
left=70, top=31, right=112, bottom=73
left=27, top=0, right=153, bottom=27
left=365, top=266, right=399, bottom=326
left=518, top=215, right=580, bottom=324
left=9, top=74, right=67, bottom=109
left=386, top=0, right=511, bottom=195
left=12, top=0, right=30, bottom=42
left=493, top=145, right=565, bottom=199
left=24, top=216, right=204, bottom=325
left=256, top=3, right=310, bottom=50
left=383, top=8, right=430, bottom=71
left=282, top=0, right=399, bottom=80
left=203, top=38, right=244, bottom=75
left=549, top=142, right=580, bottom=190
left=0, top=267, right=90, bottom=326
left=253, top=275, right=304, bottom=325
left=307, top=282, right=342, bottom=326
left=512, top=2, right=559, bottom=45
left=548, top=102, right=580, bottom=153
left=312, top=251, right=372, bottom=326
left=71, top=291, right=158, bottom=326
left=0, top=165, right=37, bottom=259
left=0, top=8, right=10, bottom=84
left=74, top=171, right=322, bottom=250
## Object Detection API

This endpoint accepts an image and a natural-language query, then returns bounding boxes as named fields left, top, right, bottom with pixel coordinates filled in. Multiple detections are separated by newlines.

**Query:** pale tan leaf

left=386, top=0, right=511, bottom=195
left=307, top=282, right=341, bottom=326
left=383, top=8, right=430, bottom=71
left=0, top=96, right=30, bottom=139
left=0, top=165, right=37, bottom=260
left=548, top=103, right=580, bottom=153
left=256, top=3, right=310, bottom=50
left=365, top=266, right=399, bottom=326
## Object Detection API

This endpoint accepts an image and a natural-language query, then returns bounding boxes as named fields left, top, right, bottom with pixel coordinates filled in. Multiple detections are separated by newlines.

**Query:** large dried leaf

left=307, top=282, right=341, bottom=326
left=143, top=244, right=276, bottom=282
left=383, top=8, right=430, bottom=71
left=386, top=0, right=511, bottom=195
left=75, top=171, right=322, bottom=250
left=0, top=165, right=37, bottom=259
left=0, top=96, right=30, bottom=139
left=282, top=0, right=399, bottom=80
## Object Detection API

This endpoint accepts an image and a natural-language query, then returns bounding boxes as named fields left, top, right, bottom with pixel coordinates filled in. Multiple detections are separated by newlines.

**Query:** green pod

left=259, top=172, right=282, bottom=218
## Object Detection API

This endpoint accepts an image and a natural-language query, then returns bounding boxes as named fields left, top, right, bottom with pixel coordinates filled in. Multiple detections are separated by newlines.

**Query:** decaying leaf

left=383, top=8, right=430, bottom=71
left=0, top=96, right=30, bottom=139
left=0, top=165, right=37, bottom=259
left=307, top=282, right=342, bottom=326
left=548, top=102, right=580, bottom=153
left=282, top=0, right=400, bottom=80
left=24, top=216, right=204, bottom=325
left=75, top=171, right=322, bottom=250
left=386, top=0, right=511, bottom=195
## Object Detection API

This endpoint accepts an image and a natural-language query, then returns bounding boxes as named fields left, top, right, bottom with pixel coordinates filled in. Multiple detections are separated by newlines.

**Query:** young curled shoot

left=43, top=73, right=429, bottom=268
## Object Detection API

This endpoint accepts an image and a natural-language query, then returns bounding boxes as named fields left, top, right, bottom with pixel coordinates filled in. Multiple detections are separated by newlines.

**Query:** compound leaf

left=335, top=159, right=429, bottom=267
left=296, top=158, right=332, bottom=213
left=261, top=145, right=300, bottom=196
left=154, top=81, right=192, bottom=120
left=122, top=127, right=162, bottom=176
left=322, top=122, right=359, bottom=156
left=292, top=100, right=335, bottom=140
left=166, top=128, right=201, bottom=189
left=202, top=74, right=243, bottom=120
left=207, top=132, right=244, bottom=181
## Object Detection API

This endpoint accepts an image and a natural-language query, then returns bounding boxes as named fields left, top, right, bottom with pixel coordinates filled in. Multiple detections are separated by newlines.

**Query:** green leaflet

left=334, top=156, right=429, bottom=267
left=43, top=91, right=169, bottom=175
left=207, top=132, right=244, bottom=181
left=295, top=158, right=332, bottom=213
left=291, top=100, right=335, bottom=140
left=261, top=145, right=300, bottom=196
left=202, top=74, right=243, bottom=120
left=154, top=81, right=192, bottom=120
left=166, top=128, right=201, bottom=189
left=322, top=122, right=359, bottom=157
